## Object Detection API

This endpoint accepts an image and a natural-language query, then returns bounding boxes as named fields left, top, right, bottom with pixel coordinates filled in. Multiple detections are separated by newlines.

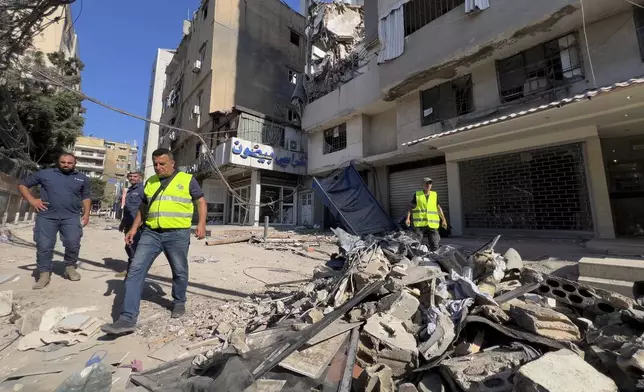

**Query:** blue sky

left=72, top=0, right=300, bottom=153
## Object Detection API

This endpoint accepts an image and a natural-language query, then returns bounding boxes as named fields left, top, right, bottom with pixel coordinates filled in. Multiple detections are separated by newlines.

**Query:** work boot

left=101, top=319, right=136, bottom=335
left=171, top=304, right=186, bottom=319
left=65, top=266, right=81, bottom=281
left=32, top=272, right=51, bottom=290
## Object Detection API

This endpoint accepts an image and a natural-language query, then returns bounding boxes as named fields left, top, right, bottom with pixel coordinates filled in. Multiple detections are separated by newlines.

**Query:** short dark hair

left=58, top=152, right=77, bottom=162
left=152, top=148, right=173, bottom=160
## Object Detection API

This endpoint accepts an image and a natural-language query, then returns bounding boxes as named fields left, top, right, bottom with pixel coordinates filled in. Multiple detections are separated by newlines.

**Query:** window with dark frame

left=198, top=43, right=206, bottom=64
left=287, top=108, right=296, bottom=122
left=323, top=123, right=347, bottom=154
left=420, top=74, right=473, bottom=126
left=202, top=1, right=208, bottom=20
left=634, top=7, right=644, bottom=61
left=496, top=33, right=583, bottom=103
left=288, top=68, right=298, bottom=85
left=290, top=29, right=301, bottom=46
left=403, top=0, right=465, bottom=37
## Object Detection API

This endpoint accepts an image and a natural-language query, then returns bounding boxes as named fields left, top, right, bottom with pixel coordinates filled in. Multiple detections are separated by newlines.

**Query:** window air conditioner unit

left=286, top=139, right=299, bottom=152
left=192, top=60, right=202, bottom=73
left=192, top=105, right=201, bottom=116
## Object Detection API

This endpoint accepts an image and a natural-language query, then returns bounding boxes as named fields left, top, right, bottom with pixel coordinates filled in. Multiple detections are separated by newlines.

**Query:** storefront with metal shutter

left=388, top=158, right=449, bottom=224
left=458, top=143, right=593, bottom=235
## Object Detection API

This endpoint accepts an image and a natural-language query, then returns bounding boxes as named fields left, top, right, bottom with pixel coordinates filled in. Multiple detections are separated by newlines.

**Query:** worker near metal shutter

left=405, top=177, right=447, bottom=251
left=101, top=148, right=207, bottom=335
left=116, top=171, right=145, bottom=278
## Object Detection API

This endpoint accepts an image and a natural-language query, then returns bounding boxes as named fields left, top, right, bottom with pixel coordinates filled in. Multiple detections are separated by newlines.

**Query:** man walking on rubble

left=101, top=148, right=207, bottom=335
left=116, top=171, right=145, bottom=278
left=405, top=177, right=447, bottom=252
left=17, top=153, right=91, bottom=289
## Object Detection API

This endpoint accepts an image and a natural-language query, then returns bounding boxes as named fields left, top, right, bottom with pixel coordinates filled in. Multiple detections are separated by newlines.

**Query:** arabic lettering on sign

left=231, top=140, right=307, bottom=170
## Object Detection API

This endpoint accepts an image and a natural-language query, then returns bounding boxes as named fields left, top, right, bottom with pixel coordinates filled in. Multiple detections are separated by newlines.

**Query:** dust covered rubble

left=133, top=228, right=644, bottom=392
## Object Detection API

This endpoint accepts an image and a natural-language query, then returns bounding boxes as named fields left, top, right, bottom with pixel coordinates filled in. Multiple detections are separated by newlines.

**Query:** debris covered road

left=0, top=219, right=640, bottom=391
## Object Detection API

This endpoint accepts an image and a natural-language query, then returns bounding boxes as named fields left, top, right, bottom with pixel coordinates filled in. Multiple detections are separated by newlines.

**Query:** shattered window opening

left=496, top=33, right=584, bottom=103
left=290, top=29, right=301, bottom=46
left=404, top=0, right=465, bottom=37
left=323, top=123, right=347, bottom=155
left=633, top=7, right=644, bottom=61
left=288, top=68, right=298, bottom=85
left=420, top=74, right=473, bottom=126
left=202, top=1, right=208, bottom=20
left=287, top=108, right=296, bottom=122
left=198, top=42, right=206, bottom=64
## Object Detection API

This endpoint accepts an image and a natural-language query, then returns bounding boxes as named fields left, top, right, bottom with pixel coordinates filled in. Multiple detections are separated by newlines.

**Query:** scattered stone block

left=418, top=372, right=446, bottom=392
left=355, top=364, right=395, bottom=392
left=514, top=349, right=618, bottom=392
left=230, top=328, right=250, bottom=354
left=216, top=322, right=232, bottom=335
left=377, top=291, right=419, bottom=321
left=0, top=290, right=12, bottom=317
left=398, top=383, right=418, bottom=392
left=509, top=302, right=581, bottom=341
left=305, top=308, right=324, bottom=324
left=359, top=314, right=418, bottom=376
left=440, top=349, right=529, bottom=391
left=504, top=248, right=523, bottom=270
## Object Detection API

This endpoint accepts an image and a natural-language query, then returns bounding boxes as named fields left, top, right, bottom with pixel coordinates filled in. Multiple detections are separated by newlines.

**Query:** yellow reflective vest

left=144, top=172, right=194, bottom=229
left=412, top=190, right=440, bottom=229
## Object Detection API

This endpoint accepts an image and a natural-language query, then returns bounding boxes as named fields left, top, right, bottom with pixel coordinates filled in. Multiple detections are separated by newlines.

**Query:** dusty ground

left=0, top=219, right=628, bottom=389
left=0, top=218, right=328, bottom=390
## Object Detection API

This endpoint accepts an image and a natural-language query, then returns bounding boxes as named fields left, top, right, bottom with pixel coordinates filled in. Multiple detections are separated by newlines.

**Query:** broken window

left=496, top=33, right=583, bottom=103
left=290, top=29, right=301, bottom=46
left=420, top=75, right=473, bottom=126
left=198, top=43, right=206, bottom=64
left=323, top=124, right=347, bottom=154
left=404, top=0, right=465, bottom=37
left=287, top=108, right=296, bottom=122
left=634, top=7, right=644, bottom=61
left=288, top=69, right=298, bottom=85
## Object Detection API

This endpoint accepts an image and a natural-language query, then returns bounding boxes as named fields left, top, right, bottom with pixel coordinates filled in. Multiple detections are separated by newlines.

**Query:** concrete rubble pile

left=129, top=229, right=644, bottom=392
left=302, top=0, right=366, bottom=103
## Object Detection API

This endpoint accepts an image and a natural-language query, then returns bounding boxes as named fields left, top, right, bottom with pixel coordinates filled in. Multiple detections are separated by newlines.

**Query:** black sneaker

left=171, top=304, right=186, bottom=319
left=101, top=319, right=136, bottom=335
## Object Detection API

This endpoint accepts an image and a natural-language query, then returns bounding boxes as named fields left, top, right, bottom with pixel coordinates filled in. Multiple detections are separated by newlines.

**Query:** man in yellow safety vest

left=102, top=148, right=207, bottom=335
left=405, top=177, right=447, bottom=251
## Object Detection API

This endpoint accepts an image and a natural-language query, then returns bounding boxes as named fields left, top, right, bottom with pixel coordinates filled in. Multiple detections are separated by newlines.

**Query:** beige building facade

left=31, top=4, right=79, bottom=60
left=158, top=0, right=307, bottom=226
left=303, top=0, right=644, bottom=241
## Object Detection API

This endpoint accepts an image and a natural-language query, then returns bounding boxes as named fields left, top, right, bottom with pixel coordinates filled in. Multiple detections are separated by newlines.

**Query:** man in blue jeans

left=116, top=171, right=145, bottom=278
left=17, top=153, right=92, bottom=289
left=102, top=148, right=207, bottom=335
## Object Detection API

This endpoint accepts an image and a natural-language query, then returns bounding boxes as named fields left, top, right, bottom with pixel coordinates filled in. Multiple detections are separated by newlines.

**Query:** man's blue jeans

left=34, top=216, right=83, bottom=272
left=119, top=228, right=191, bottom=323
left=123, top=226, right=142, bottom=266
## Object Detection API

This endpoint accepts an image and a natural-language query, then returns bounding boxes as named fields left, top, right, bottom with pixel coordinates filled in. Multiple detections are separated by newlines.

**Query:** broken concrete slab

left=230, top=327, right=250, bottom=354
left=216, top=322, right=232, bottom=335
left=16, top=311, right=43, bottom=336
left=148, top=339, right=190, bottom=362
left=38, top=307, right=68, bottom=332
left=363, top=314, right=418, bottom=356
left=304, top=320, right=362, bottom=346
left=56, top=313, right=91, bottom=332
left=377, top=291, right=419, bottom=321
left=355, top=363, right=395, bottom=392
left=0, top=290, right=12, bottom=317
left=398, top=383, right=418, bottom=392
left=418, top=308, right=454, bottom=362
left=360, top=314, right=419, bottom=376
left=514, top=349, right=618, bottom=392
left=305, top=308, right=324, bottom=324
left=509, top=302, right=581, bottom=341
left=243, top=379, right=287, bottom=392
left=279, top=331, right=348, bottom=379
left=504, top=248, right=523, bottom=270
left=440, top=349, right=529, bottom=391
left=111, top=367, right=132, bottom=392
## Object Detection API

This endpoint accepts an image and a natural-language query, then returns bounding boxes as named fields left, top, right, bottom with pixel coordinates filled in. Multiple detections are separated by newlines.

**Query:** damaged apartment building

left=156, top=0, right=307, bottom=226
left=302, top=0, right=644, bottom=246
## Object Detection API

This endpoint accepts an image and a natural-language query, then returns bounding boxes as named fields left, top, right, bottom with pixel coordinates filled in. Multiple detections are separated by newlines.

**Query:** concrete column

left=249, top=170, right=261, bottom=227
left=584, top=137, right=615, bottom=239
left=446, top=161, right=463, bottom=236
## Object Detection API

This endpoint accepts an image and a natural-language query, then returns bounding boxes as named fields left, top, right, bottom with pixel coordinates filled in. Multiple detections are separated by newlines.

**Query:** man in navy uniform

left=17, top=153, right=91, bottom=289
left=116, top=171, right=145, bottom=278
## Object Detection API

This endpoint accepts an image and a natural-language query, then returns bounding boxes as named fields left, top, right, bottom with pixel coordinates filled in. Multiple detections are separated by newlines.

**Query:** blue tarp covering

left=312, top=165, right=396, bottom=235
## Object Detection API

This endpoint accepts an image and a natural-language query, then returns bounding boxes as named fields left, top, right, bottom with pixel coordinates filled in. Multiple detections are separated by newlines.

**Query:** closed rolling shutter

left=389, top=165, right=449, bottom=223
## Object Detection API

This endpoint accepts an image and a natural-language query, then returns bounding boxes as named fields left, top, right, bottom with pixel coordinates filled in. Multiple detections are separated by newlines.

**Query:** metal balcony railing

left=404, top=0, right=465, bottom=37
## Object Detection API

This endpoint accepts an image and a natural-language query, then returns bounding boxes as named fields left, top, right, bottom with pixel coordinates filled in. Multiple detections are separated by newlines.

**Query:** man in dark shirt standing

left=116, top=171, right=145, bottom=278
left=102, top=148, right=207, bottom=335
left=17, top=153, right=92, bottom=289
left=405, top=177, right=447, bottom=251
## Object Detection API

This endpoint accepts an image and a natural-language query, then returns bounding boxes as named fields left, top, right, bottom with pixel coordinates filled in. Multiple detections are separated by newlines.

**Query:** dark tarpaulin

left=312, top=164, right=396, bottom=235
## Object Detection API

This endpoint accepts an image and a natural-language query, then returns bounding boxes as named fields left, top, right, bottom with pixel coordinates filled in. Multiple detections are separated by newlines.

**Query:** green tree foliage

left=89, top=177, right=106, bottom=202
left=4, top=51, right=84, bottom=167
